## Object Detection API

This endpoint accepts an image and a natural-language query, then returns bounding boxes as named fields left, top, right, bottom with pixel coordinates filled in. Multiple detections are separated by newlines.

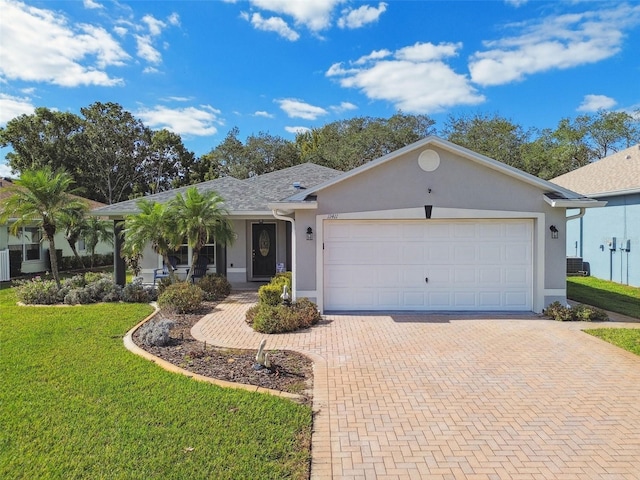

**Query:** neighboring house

left=0, top=178, right=112, bottom=278
left=551, top=144, right=640, bottom=287
left=95, top=137, right=604, bottom=313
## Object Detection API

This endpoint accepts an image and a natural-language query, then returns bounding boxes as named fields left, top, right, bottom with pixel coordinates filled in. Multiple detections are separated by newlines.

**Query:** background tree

left=582, top=110, right=640, bottom=158
left=122, top=200, right=180, bottom=280
left=191, top=127, right=247, bottom=182
left=296, top=112, right=436, bottom=171
left=78, top=102, right=151, bottom=204
left=442, top=113, right=531, bottom=170
left=133, top=129, right=196, bottom=196
left=0, top=107, right=83, bottom=179
left=0, top=168, right=87, bottom=286
left=169, top=187, right=234, bottom=282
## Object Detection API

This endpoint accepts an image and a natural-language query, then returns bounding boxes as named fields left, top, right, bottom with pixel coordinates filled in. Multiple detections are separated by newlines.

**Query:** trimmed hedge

left=157, top=282, right=204, bottom=314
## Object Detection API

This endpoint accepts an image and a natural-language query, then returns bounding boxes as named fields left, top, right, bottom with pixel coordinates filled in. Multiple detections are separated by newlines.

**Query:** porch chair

left=190, top=255, right=209, bottom=283
left=153, top=256, right=178, bottom=286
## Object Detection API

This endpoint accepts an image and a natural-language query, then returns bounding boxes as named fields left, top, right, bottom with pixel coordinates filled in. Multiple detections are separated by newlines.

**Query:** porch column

left=113, top=220, right=126, bottom=286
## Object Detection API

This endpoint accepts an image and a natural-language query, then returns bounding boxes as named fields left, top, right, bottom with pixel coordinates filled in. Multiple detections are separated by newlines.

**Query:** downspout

left=566, top=208, right=587, bottom=258
left=566, top=207, right=586, bottom=222
left=271, top=209, right=296, bottom=301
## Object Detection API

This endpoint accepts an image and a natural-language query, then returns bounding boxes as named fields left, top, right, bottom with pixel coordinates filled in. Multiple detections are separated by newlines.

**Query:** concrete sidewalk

left=192, top=292, right=640, bottom=479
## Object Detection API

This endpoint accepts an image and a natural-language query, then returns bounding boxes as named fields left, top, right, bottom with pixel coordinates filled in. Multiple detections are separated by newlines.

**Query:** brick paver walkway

left=192, top=292, right=640, bottom=479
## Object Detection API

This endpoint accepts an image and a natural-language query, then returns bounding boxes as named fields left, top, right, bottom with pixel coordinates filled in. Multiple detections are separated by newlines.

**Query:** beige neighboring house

left=0, top=178, right=112, bottom=279
left=551, top=144, right=640, bottom=287
left=96, top=137, right=605, bottom=313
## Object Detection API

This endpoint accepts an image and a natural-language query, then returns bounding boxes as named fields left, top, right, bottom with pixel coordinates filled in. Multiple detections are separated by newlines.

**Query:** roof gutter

left=271, top=209, right=297, bottom=302
left=566, top=208, right=587, bottom=221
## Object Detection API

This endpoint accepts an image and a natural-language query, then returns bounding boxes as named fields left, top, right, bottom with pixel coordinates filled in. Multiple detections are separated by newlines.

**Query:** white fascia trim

left=543, top=196, right=607, bottom=208
left=267, top=201, right=318, bottom=212
left=315, top=207, right=547, bottom=314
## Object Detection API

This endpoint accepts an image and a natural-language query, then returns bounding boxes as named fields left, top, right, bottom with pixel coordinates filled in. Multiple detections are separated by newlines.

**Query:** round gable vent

left=418, top=149, right=440, bottom=172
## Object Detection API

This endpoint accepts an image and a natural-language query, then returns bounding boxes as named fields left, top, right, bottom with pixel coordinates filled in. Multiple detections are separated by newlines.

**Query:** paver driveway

left=192, top=292, right=640, bottom=480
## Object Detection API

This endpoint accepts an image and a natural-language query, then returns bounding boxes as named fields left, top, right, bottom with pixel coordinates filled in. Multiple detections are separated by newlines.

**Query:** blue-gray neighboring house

left=551, top=144, right=640, bottom=287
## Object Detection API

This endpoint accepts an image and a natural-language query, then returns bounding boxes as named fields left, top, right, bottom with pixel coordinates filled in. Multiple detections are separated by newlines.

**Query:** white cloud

left=285, top=126, right=310, bottom=135
left=250, top=0, right=342, bottom=32
left=505, top=0, right=528, bottom=6
left=136, top=105, right=222, bottom=136
left=0, top=0, right=129, bottom=87
left=469, top=4, right=640, bottom=86
left=0, top=162, right=15, bottom=178
left=577, top=94, right=617, bottom=112
left=327, top=42, right=484, bottom=114
left=277, top=99, right=328, bottom=120
left=83, top=0, right=103, bottom=10
left=113, top=26, right=127, bottom=37
left=245, top=12, right=299, bottom=41
left=330, top=101, right=357, bottom=113
left=135, top=35, right=162, bottom=64
left=167, top=13, right=180, bottom=27
left=254, top=111, right=275, bottom=118
left=0, top=93, right=34, bottom=125
left=338, top=2, right=387, bottom=29
left=142, top=14, right=166, bottom=37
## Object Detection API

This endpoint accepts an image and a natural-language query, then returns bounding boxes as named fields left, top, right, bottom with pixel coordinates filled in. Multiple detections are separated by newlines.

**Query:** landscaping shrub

left=196, top=273, right=231, bottom=301
left=543, top=301, right=609, bottom=322
left=122, top=278, right=157, bottom=303
left=158, top=282, right=204, bottom=313
left=258, top=272, right=293, bottom=306
left=138, top=319, right=174, bottom=347
left=13, top=277, right=60, bottom=305
left=13, top=272, right=123, bottom=305
left=247, top=298, right=321, bottom=334
left=248, top=272, right=321, bottom=333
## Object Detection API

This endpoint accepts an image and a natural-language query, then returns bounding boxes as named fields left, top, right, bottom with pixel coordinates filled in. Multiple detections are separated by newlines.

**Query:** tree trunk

left=48, top=236, right=61, bottom=287
left=67, top=239, right=85, bottom=269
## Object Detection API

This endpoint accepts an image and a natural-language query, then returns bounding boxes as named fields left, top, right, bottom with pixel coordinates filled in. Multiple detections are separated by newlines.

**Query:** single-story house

left=0, top=178, right=113, bottom=280
left=94, top=136, right=605, bottom=313
left=551, top=144, right=639, bottom=287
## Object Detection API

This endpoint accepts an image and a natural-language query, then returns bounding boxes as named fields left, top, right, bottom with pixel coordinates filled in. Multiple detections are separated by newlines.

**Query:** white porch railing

left=0, top=249, right=10, bottom=282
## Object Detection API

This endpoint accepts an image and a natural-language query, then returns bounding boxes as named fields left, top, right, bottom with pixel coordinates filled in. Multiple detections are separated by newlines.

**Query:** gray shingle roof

left=92, top=162, right=342, bottom=217
left=550, top=144, right=640, bottom=196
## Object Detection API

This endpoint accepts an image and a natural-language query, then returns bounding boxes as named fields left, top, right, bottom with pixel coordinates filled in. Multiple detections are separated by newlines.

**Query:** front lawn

left=567, top=276, right=640, bottom=319
left=0, top=287, right=311, bottom=479
left=585, top=328, right=640, bottom=356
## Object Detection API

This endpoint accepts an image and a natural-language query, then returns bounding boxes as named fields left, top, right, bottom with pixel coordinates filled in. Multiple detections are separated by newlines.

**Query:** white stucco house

left=94, top=136, right=605, bottom=313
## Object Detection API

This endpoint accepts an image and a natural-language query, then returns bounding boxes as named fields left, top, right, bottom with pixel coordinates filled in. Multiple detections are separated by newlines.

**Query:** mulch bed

left=132, top=300, right=314, bottom=404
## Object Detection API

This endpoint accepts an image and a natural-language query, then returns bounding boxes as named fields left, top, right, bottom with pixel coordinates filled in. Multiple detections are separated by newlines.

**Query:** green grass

left=585, top=328, right=640, bottom=356
left=0, top=287, right=311, bottom=479
left=567, top=276, right=640, bottom=319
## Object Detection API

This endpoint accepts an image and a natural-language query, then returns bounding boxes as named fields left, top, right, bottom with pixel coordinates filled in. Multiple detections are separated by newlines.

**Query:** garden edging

left=122, top=304, right=303, bottom=401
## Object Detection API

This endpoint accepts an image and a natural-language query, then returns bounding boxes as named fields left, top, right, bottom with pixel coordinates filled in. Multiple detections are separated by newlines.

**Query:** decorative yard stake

left=254, top=338, right=271, bottom=370
left=281, top=285, right=291, bottom=306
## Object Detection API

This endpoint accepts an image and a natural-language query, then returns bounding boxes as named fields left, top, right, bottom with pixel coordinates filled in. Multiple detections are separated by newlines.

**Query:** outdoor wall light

left=549, top=225, right=559, bottom=239
left=306, top=227, right=314, bottom=241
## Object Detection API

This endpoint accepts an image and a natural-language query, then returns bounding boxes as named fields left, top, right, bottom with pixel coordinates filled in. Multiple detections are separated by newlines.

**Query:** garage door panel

left=324, top=219, right=532, bottom=311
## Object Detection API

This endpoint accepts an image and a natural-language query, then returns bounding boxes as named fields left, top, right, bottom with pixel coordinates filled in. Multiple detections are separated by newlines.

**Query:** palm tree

left=59, top=208, right=89, bottom=269
left=83, top=217, right=114, bottom=267
left=169, top=187, right=235, bottom=282
left=0, top=167, right=87, bottom=286
left=122, top=199, right=180, bottom=280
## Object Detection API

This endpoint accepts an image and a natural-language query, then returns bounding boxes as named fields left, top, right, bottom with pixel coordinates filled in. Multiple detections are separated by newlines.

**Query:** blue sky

left=1, top=0, right=639, bottom=178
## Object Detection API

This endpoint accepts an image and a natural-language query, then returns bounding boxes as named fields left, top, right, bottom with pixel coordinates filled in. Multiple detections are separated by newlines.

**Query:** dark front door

left=252, top=223, right=276, bottom=278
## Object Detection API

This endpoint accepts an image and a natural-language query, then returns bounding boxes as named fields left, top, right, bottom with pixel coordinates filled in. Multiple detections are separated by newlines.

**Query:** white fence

left=0, top=249, right=10, bottom=282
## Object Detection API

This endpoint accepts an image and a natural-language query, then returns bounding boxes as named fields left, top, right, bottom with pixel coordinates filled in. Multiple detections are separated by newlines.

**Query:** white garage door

left=323, top=219, right=533, bottom=311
